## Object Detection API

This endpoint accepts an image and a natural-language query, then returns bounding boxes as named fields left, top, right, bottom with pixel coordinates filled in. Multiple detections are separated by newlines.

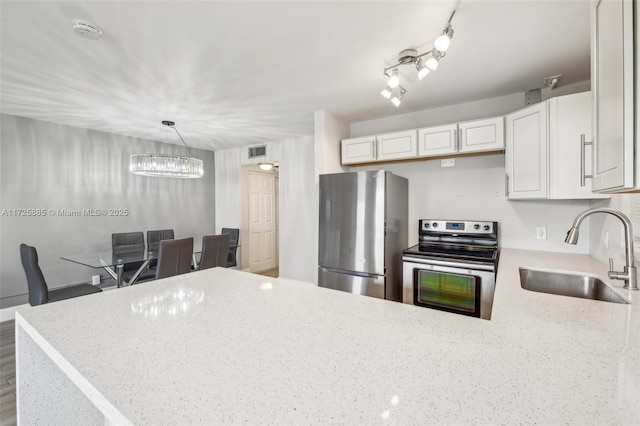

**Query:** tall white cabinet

left=505, top=102, right=548, bottom=199
left=506, top=92, right=609, bottom=200
left=591, top=0, right=636, bottom=192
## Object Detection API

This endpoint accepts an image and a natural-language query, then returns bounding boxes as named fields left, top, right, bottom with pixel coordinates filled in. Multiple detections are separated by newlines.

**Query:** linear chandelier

left=130, top=121, right=204, bottom=179
left=380, top=11, right=456, bottom=107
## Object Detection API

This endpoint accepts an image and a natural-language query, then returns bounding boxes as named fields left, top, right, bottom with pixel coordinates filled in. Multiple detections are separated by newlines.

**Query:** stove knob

left=432, top=222, right=438, bottom=228
left=483, top=225, right=490, bottom=231
left=474, top=224, right=481, bottom=230
left=424, top=222, right=430, bottom=229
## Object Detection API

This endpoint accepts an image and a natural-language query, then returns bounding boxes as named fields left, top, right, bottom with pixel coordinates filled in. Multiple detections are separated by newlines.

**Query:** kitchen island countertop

left=16, top=248, right=640, bottom=425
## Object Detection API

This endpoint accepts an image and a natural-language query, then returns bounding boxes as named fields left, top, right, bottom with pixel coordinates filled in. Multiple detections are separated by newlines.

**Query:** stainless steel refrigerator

left=318, top=170, right=408, bottom=301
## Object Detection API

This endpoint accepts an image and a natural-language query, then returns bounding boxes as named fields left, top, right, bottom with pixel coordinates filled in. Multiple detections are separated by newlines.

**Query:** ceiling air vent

left=248, top=145, right=267, bottom=159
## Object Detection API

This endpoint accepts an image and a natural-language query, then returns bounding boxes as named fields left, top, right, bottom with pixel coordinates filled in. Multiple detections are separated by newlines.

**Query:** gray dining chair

left=112, top=232, right=155, bottom=282
left=147, top=229, right=175, bottom=252
left=155, top=237, right=194, bottom=279
left=199, top=234, right=230, bottom=270
left=221, top=228, right=240, bottom=267
left=146, top=229, right=174, bottom=270
left=20, top=243, right=102, bottom=306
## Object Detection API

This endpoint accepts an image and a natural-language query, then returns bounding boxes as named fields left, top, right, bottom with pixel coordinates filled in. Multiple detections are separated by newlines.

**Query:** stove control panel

left=421, top=220, right=495, bottom=235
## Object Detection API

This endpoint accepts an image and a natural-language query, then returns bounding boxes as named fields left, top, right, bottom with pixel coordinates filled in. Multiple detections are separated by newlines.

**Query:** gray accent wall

left=0, top=114, right=216, bottom=308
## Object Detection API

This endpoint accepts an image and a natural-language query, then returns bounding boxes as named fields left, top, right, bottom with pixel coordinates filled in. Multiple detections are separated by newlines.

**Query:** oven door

left=414, top=269, right=481, bottom=317
left=402, top=256, right=496, bottom=320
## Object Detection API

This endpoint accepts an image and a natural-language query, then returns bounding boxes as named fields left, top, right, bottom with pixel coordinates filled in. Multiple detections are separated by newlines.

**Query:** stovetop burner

left=403, top=219, right=500, bottom=265
left=403, top=243, right=498, bottom=262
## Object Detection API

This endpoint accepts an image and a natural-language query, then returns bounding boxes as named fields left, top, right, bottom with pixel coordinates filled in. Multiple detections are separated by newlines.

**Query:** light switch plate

left=91, top=275, right=100, bottom=285
left=536, top=226, right=547, bottom=240
left=441, top=159, right=455, bottom=168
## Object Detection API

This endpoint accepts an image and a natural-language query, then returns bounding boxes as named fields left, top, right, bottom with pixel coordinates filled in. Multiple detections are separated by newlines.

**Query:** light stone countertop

left=15, top=249, right=640, bottom=425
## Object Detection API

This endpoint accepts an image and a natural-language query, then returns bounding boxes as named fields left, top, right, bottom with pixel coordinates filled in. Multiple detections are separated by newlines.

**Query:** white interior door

left=248, top=171, right=277, bottom=272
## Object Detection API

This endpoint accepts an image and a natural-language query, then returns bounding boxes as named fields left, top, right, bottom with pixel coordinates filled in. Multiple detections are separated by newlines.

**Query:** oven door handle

left=402, top=255, right=496, bottom=272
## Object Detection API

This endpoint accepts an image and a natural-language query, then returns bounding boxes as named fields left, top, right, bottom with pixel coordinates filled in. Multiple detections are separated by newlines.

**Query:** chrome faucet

left=565, top=208, right=638, bottom=290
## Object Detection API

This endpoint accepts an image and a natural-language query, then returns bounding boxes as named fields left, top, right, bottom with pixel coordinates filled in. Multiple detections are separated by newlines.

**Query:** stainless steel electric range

left=402, top=219, right=499, bottom=320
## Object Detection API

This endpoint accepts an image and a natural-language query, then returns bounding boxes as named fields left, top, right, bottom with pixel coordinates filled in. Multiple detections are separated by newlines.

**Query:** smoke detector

left=72, top=19, right=103, bottom=40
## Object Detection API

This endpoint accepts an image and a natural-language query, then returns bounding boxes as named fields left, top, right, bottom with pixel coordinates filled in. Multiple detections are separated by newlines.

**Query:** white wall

left=214, top=136, right=316, bottom=284
left=314, top=110, right=348, bottom=178
left=588, top=194, right=640, bottom=269
left=348, top=86, right=596, bottom=253
left=0, top=114, right=216, bottom=308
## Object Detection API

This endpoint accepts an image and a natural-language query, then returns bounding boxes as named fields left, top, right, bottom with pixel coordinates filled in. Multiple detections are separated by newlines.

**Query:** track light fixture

left=379, top=10, right=456, bottom=106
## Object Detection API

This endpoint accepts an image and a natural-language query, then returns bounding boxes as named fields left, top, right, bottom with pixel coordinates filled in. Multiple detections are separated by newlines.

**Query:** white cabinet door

left=506, top=102, right=548, bottom=199
left=459, top=116, right=505, bottom=153
left=591, top=0, right=635, bottom=191
left=417, top=124, right=458, bottom=157
left=341, top=136, right=376, bottom=165
left=548, top=92, right=610, bottom=199
left=376, top=130, right=417, bottom=161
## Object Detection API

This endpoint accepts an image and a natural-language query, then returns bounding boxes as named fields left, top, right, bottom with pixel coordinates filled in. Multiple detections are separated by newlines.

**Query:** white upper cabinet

left=506, top=92, right=610, bottom=201
left=376, top=130, right=417, bottom=161
left=341, top=130, right=416, bottom=165
left=417, top=124, right=458, bottom=157
left=417, top=117, right=504, bottom=158
left=506, top=102, right=548, bottom=199
left=591, top=0, right=636, bottom=192
left=341, top=136, right=376, bottom=165
left=548, top=92, right=609, bottom=199
left=459, top=117, right=505, bottom=153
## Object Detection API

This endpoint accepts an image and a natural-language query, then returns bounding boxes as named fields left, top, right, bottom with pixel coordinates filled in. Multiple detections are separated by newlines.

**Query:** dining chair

left=155, top=237, right=194, bottom=280
left=112, top=232, right=155, bottom=282
left=199, top=234, right=230, bottom=270
left=146, top=229, right=175, bottom=271
left=147, top=229, right=175, bottom=252
left=221, top=228, right=240, bottom=267
left=20, top=243, right=102, bottom=306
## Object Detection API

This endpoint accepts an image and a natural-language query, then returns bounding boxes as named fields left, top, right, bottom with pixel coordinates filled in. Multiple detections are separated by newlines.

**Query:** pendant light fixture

left=379, top=10, right=456, bottom=107
left=130, top=121, right=204, bottom=178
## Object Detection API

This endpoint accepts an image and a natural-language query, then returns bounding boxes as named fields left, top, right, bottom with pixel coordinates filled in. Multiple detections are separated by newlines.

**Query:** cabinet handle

left=580, top=134, right=593, bottom=187
left=505, top=174, right=509, bottom=197
left=454, top=129, right=459, bottom=152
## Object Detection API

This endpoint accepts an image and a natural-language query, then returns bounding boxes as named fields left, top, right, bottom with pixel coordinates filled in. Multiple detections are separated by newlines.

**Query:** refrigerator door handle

left=320, top=266, right=382, bottom=279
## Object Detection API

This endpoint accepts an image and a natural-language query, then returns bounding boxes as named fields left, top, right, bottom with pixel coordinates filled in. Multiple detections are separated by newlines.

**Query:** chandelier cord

left=171, top=126, right=195, bottom=157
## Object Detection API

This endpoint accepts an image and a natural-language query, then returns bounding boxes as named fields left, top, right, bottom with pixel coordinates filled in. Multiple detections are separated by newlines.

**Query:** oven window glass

left=416, top=271, right=477, bottom=313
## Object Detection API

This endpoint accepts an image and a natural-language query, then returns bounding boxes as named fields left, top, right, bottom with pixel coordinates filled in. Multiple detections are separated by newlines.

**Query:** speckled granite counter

left=15, top=249, right=640, bottom=425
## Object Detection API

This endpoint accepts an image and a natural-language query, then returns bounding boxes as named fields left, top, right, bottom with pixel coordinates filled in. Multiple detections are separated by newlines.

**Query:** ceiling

left=0, top=1, right=591, bottom=152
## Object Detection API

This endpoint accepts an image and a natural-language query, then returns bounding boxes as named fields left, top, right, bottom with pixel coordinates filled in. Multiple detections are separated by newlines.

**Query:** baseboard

left=0, top=303, right=29, bottom=322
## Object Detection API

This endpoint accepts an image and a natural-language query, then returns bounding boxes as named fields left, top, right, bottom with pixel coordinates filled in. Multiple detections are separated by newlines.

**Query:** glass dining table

left=61, top=245, right=238, bottom=288
left=61, top=250, right=160, bottom=288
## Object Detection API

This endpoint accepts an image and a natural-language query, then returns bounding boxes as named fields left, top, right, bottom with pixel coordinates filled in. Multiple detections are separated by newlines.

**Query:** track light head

left=434, top=25, right=454, bottom=52
left=390, top=87, right=406, bottom=107
left=380, top=87, right=392, bottom=99
left=416, top=61, right=430, bottom=80
left=387, top=69, right=400, bottom=88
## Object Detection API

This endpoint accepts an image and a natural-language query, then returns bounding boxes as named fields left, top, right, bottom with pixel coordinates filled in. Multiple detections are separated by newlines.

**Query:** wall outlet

left=604, top=231, right=609, bottom=249
left=441, top=159, right=455, bottom=168
left=536, top=226, right=547, bottom=240
left=91, top=275, right=100, bottom=285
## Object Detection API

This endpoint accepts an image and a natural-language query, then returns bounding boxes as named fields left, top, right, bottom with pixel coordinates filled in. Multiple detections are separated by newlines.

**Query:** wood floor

left=0, top=320, right=16, bottom=426
left=257, top=267, right=279, bottom=278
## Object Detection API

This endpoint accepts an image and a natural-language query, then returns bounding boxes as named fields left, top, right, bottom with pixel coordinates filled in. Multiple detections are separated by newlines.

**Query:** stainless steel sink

left=519, top=268, right=630, bottom=304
